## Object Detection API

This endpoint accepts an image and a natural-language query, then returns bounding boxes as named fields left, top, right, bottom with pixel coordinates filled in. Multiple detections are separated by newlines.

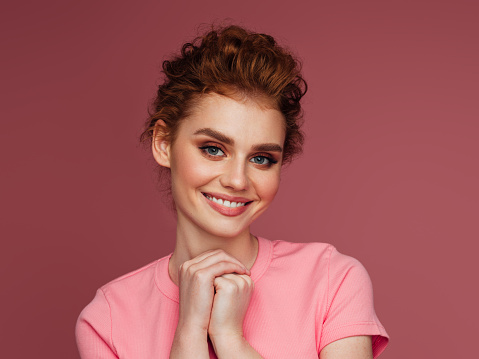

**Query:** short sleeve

left=319, top=246, right=389, bottom=358
left=75, top=289, right=119, bottom=359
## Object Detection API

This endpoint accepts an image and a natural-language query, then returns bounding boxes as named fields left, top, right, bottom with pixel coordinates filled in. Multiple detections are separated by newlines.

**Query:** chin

left=201, top=220, right=251, bottom=239
left=193, top=209, right=253, bottom=237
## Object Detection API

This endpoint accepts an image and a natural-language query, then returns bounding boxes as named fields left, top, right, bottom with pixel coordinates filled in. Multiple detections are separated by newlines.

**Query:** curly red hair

left=140, top=24, right=307, bottom=171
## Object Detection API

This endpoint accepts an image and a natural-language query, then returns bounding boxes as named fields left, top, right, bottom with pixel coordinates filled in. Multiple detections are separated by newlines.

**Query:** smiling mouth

left=202, top=193, right=252, bottom=208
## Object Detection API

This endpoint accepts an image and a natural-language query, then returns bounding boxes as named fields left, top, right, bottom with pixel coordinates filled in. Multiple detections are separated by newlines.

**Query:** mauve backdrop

left=1, top=0, right=478, bottom=358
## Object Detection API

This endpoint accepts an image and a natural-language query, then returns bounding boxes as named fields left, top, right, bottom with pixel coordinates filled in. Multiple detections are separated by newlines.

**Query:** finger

left=218, top=273, right=254, bottom=289
left=191, top=261, right=249, bottom=285
left=182, top=249, right=224, bottom=268
left=238, top=274, right=254, bottom=291
left=236, top=274, right=253, bottom=284
left=179, top=249, right=226, bottom=275
left=188, top=251, right=249, bottom=273
left=213, top=275, right=238, bottom=291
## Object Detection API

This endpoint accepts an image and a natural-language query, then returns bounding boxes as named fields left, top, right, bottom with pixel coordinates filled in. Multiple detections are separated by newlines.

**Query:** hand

left=175, top=249, right=250, bottom=335
left=208, top=273, right=254, bottom=343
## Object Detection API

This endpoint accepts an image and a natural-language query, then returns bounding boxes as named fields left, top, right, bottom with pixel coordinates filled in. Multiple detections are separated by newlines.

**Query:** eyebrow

left=193, top=127, right=283, bottom=153
left=252, top=143, right=283, bottom=153
left=194, top=128, right=233, bottom=145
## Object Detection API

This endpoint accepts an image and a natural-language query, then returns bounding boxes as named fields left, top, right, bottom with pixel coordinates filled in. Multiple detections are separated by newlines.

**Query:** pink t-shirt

left=76, top=237, right=389, bottom=358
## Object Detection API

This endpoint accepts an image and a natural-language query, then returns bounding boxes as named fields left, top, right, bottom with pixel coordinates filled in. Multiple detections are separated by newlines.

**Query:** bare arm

left=169, top=325, right=209, bottom=359
left=320, top=336, right=373, bottom=359
left=211, top=335, right=264, bottom=359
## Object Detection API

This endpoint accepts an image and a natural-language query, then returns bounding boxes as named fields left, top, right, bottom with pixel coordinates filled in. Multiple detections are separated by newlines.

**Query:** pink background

left=1, top=0, right=478, bottom=358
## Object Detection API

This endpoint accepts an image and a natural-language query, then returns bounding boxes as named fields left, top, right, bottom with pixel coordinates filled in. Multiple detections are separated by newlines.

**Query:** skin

left=320, top=336, right=373, bottom=359
left=152, top=92, right=373, bottom=359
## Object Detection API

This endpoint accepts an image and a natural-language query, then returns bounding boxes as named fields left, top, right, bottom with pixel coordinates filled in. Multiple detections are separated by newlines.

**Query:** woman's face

left=153, top=93, right=286, bottom=239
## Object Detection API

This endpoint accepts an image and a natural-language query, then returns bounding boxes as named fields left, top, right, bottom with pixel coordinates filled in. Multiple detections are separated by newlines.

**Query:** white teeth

left=204, top=194, right=247, bottom=208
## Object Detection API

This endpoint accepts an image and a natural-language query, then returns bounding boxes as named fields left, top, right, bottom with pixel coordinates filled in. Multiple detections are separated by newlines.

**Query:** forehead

left=179, top=93, right=286, bottom=144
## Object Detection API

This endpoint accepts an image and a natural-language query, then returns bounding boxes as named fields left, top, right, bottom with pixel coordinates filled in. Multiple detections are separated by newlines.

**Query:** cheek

left=256, top=170, right=281, bottom=203
left=170, top=149, right=214, bottom=190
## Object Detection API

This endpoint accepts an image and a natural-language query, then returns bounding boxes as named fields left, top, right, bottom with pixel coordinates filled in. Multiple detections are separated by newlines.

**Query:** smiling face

left=152, top=92, right=286, bottom=239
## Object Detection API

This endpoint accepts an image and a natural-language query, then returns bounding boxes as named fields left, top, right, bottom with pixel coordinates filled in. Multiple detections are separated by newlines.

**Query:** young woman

left=76, top=25, right=389, bottom=359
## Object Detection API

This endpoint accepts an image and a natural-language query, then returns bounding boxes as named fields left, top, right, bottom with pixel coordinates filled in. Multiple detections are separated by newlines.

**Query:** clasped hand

left=176, top=249, right=254, bottom=348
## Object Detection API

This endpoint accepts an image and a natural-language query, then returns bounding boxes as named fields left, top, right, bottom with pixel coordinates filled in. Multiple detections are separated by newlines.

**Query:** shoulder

left=326, top=245, right=371, bottom=284
left=75, top=256, right=172, bottom=355
left=326, top=247, right=373, bottom=301
left=269, top=238, right=333, bottom=262
left=268, top=239, right=364, bottom=273
left=266, top=238, right=373, bottom=296
left=77, top=257, right=167, bottom=323
left=100, top=258, right=161, bottom=297
left=261, top=239, right=389, bottom=356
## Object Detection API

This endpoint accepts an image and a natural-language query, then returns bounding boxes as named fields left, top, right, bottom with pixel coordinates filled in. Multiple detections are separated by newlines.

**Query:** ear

left=151, top=120, right=171, bottom=168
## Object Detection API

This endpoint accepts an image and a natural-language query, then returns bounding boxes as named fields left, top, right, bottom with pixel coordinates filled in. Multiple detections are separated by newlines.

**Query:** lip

left=202, top=192, right=252, bottom=203
left=201, top=192, right=253, bottom=217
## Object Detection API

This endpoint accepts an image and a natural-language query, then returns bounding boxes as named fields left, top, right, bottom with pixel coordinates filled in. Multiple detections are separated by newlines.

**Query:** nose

left=219, top=157, right=249, bottom=191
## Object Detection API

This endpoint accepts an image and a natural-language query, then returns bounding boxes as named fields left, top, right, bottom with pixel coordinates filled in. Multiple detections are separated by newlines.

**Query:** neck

left=168, top=216, right=258, bottom=286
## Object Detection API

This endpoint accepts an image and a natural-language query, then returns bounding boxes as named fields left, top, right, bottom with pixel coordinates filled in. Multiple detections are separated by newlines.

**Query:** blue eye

left=251, top=156, right=269, bottom=165
left=200, top=146, right=225, bottom=157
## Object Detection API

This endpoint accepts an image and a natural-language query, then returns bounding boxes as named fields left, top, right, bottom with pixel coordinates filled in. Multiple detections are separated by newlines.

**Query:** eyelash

left=198, top=145, right=278, bottom=167
left=199, top=145, right=225, bottom=157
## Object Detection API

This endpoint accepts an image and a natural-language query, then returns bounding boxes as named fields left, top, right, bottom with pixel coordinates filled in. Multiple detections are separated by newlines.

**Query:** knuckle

left=241, top=280, right=251, bottom=290
left=178, top=263, right=189, bottom=277
left=217, top=252, right=231, bottom=262
left=242, top=275, right=254, bottom=288
left=223, top=281, right=238, bottom=292
left=193, top=269, right=209, bottom=283
left=184, top=264, right=195, bottom=276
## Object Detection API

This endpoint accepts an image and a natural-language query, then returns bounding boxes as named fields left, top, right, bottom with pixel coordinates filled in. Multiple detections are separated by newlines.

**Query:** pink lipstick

left=202, top=192, right=252, bottom=217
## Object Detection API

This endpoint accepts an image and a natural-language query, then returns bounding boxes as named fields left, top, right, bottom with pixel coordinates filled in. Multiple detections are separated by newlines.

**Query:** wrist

left=175, top=321, right=208, bottom=341
left=170, top=324, right=209, bottom=359
left=210, top=334, right=249, bottom=358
